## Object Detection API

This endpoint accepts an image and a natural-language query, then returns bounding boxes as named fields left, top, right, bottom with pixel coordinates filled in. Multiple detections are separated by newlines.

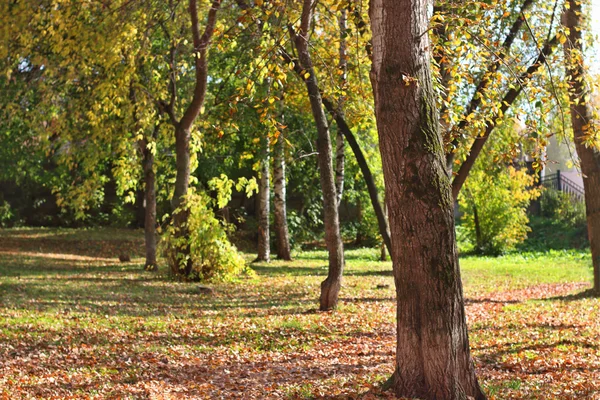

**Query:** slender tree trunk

left=278, top=49, right=392, bottom=256
left=167, top=0, right=221, bottom=279
left=334, top=9, right=348, bottom=207
left=294, top=0, right=344, bottom=310
left=322, top=98, right=392, bottom=256
left=369, top=1, right=486, bottom=399
left=256, top=136, right=270, bottom=262
left=172, top=124, right=193, bottom=276
left=141, top=139, right=157, bottom=271
left=335, top=132, right=345, bottom=207
left=273, top=118, right=292, bottom=261
left=563, top=0, right=600, bottom=293
left=380, top=202, right=388, bottom=261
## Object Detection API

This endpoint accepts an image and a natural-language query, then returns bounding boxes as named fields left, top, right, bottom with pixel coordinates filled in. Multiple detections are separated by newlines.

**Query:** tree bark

left=562, top=0, right=600, bottom=293
left=369, top=1, right=486, bottom=399
left=256, top=136, right=270, bottom=262
left=273, top=113, right=292, bottom=261
left=140, top=138, right=157, bottom=271
left=293, top=0, right=345, bottom=311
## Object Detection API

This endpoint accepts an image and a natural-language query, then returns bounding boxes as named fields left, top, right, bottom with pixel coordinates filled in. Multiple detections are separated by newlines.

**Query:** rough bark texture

left=451, top=35, right=558, bottom=200
left=256, top=137, right=270, bottom=262
left=273, top=117, right=292, bottom=261
left=294, top=0, right=344, bottom=311
left=141, top=139, right=157, bottom=271
left=369, top=1, right=486, bottom=399
left=563, top=0, right=600, bottom=293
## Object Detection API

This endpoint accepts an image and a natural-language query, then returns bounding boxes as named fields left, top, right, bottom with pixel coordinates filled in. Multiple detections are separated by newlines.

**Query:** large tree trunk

left=273, top=119, right=292, bottom=261
left=563, top=0, right=600, bottom=293
left=141, top=139, right=157, bottom=271
left=256, top=137, right=270, bottom=262
left=294, top=0, right=344, bottom=311
left=369, top=1, right=486, bottom=399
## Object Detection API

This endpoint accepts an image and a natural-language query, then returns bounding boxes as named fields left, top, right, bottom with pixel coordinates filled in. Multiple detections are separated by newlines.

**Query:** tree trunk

left=168, top=0, right=221, bottom=279
left=141, top=140, right=157, bottom=271
left=323, top=97, right=392, bottom=256
left=335, top=131, right=345, bottom=207
left=172, top=124, right=193, bottom=276
left=256, top=136, right=270, bottom=262
left=563, top=0, right=600, bottom=293
left=334, top=9, right=348, bottom=207
left=278, top=49, right=392, bottom=256
left=369, top=1, right=486, bottom=399
left=273, top=120, right=292, bottom=261
left=294, top=0, right=344, bottom=311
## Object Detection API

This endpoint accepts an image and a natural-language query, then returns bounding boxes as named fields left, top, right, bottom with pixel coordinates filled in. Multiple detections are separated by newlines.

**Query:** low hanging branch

left=279, top=47, right=393, bottom=257
left=451, top=34, right=559, bottom=200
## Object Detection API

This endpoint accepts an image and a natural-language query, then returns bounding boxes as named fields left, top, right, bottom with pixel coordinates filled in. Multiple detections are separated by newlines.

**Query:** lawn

left=0, top=228, right=598, bottom=399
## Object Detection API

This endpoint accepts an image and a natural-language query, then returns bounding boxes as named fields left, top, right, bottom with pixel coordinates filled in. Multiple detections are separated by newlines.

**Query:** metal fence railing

left=540, top=170, right=585, bottom=201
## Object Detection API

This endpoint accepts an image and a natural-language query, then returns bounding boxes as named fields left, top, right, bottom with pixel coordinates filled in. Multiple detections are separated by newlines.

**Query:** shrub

left=459, top=166, right=540, bottom=255
left=0, top=201, right=14, bottom=227
left=160, top=190, right=249, bottom=282
left=540, top=189, right=586, bottom=227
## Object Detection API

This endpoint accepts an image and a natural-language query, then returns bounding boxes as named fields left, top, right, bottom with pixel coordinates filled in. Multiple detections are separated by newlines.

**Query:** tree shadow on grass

left=544, top=288, right=599, bottom=302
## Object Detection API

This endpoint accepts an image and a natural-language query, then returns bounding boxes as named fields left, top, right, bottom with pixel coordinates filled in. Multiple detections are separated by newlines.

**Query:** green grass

left=0, top=228, right=597, bottom=399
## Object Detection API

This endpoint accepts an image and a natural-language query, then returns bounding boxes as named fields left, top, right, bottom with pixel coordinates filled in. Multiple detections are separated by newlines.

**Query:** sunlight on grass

left=0, top=228, right=597, bottom=399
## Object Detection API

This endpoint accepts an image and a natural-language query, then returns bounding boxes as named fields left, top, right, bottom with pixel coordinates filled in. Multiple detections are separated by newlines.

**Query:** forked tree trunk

left=563, top=0, right=600, bottom=293
left=294, top=0, right=344, bottom=310
left=141, top=139, right=157, bottom=271
left=273, top=117, right=292, bottom=261
left=369, top=1, right=486, bottom=399
left=256, top=137, right=270, bottom=262
left=168, top=0, right=221, bottom=279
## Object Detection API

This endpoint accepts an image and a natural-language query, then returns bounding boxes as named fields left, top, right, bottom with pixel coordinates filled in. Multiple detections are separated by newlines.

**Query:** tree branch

left=179, top=0, right=222, bottom=131
left=451, top=35, right=560, bottom=200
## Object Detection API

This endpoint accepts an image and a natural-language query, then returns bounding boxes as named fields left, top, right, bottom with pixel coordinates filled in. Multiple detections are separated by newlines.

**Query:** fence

left=540, top=170, right=585, bottom=201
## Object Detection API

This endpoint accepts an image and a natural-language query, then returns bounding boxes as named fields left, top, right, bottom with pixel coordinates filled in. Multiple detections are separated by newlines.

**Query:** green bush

left=160, top=190, right=249, bottom=282
left=0, top=201, right=14, bottom=227
left=540, top=189, right=586, bottom=227
left=459, top=166, right=540, bottom=255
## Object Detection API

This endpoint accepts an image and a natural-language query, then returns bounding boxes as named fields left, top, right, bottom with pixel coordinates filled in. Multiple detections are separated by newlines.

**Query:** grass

left=0, top=227, right=598, bottom=399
